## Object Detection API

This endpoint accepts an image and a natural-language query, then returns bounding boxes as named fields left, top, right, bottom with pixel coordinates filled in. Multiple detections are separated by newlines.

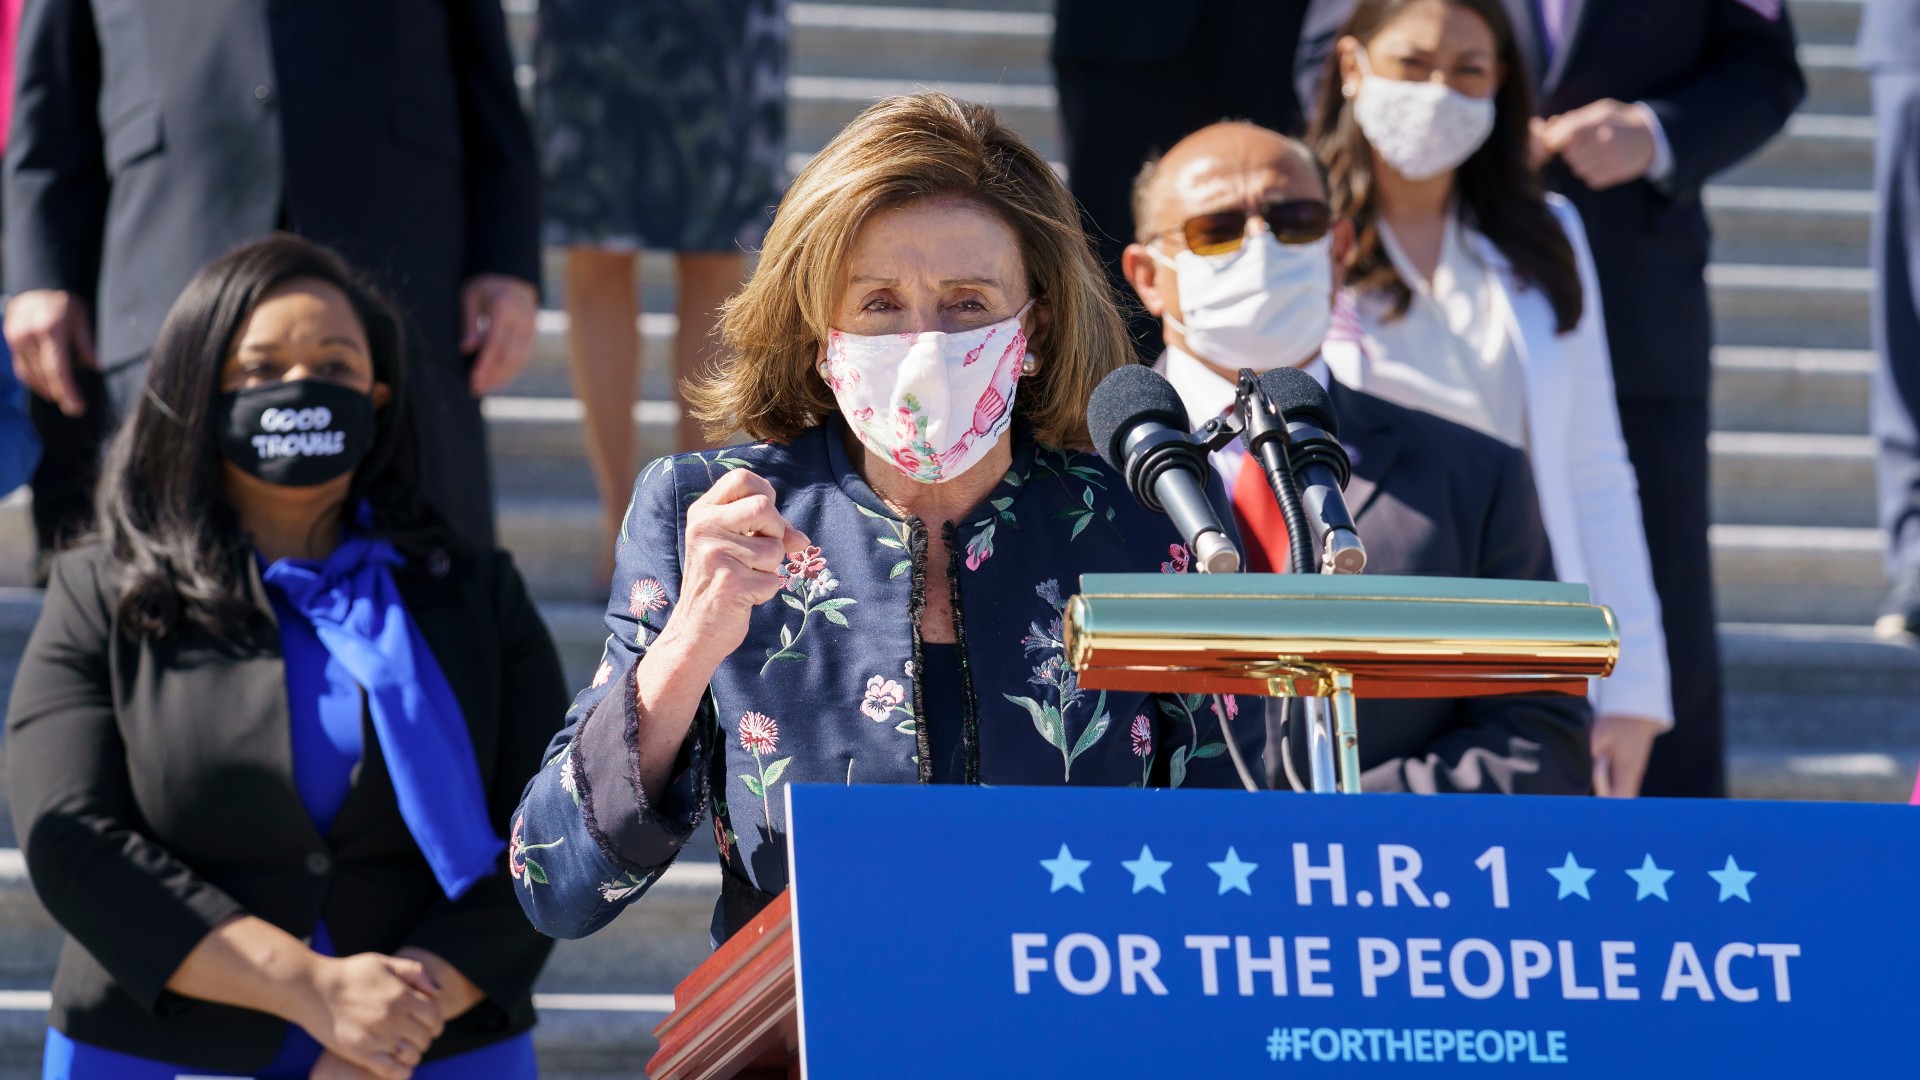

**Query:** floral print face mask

left=818, top=301, right=1034, bottom=484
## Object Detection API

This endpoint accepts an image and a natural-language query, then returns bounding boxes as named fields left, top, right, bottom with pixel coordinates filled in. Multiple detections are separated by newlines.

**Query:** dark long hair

left=1309, top=0, right=1582, bottom=333
left=95, top=234, right=443, bottom=641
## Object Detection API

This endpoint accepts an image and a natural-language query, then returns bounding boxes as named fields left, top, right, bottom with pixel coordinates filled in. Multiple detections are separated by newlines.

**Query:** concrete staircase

left=1, top=0, right=1912, bottom=1074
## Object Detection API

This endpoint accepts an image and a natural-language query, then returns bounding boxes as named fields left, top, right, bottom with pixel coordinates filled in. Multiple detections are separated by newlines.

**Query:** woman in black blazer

left=6, top=236, right=565, bottom=1079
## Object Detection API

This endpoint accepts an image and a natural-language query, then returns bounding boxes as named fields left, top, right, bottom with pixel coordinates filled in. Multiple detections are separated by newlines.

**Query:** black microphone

left=1257, top=366, right=1367, bottom=574
left=1088, top=365, right=1241, bottom=574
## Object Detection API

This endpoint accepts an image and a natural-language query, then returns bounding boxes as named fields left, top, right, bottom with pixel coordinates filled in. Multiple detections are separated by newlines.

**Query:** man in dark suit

left=1123, top=122, right=1591, bottom=794
left=1492, top=0, right=1803, bottom=797
left=5, top=0, right=540, bottom=556
left=1051, top=0, right=1351, bottom=358
left=1859, top=0, right=1920, bottom=638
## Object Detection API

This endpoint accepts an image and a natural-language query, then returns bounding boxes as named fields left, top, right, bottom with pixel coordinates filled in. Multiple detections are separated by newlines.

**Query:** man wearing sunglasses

left=1120, top=121, right=1591, bottom=796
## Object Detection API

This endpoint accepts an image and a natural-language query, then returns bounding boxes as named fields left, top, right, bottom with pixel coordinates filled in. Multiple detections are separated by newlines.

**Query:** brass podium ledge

left=1065, top=573, right=1619, bottom=699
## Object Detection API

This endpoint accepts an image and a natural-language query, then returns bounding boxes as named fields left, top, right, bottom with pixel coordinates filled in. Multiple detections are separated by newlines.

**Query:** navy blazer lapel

left=1328, top=380, right=1398, bottom=521
left=1541, top=0, right=1592, bottom=96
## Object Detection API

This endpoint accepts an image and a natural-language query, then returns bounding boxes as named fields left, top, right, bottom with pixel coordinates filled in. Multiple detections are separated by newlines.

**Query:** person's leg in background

left=1055, top=55, right=1212, bottom=358
left=1055, top=0, right=1310, bottom=360
left=564, top=246, right=642, bottom=588
left=410, top=315, right=498, bottom=550
left=673, top=251, right=747, bottom=451
left=1619, top=396, right=1727, bottom=798
left=1866, top=74, right=1920, bottom=635
left=24, top=366, right=107, bottom=584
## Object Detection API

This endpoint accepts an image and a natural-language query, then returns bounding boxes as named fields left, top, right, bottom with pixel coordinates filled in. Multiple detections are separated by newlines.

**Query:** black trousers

left=1617, top=396, right=1726, bottom=798
left=26, top=358, right=145, bottom=569
left=1053, top=0, right=1309, bottom=359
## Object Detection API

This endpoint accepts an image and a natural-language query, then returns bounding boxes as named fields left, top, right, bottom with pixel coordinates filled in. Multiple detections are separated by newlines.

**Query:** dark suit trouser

left=1618, top=396, right=1726, bottom=798
left=1054, top=1, right=1307, bottom=360
left=1869, top=72, right=1920, bottom=576
left=26, top=358, right=145, bottom=570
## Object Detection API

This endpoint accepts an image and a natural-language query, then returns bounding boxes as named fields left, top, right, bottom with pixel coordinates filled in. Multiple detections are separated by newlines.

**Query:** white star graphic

left=1121, top=845, right=1174, bottom=894
left=1624, top=854, right=1674, bottom=901
left=1707, top=856, right=1756, bottom=903
left=1547, top=852, right=1596, bottom=900
left=1040, top=844, right=1092, bottom=893
left=1207, top=847, right=1258, bottom=895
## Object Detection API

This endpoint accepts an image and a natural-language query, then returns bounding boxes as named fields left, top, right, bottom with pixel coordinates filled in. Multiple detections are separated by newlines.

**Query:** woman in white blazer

left=1309, top=0, right=1671, bottom=795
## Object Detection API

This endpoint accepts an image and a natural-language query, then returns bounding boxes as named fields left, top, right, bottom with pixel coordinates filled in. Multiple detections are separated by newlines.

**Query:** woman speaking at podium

left=514, top=92, right=1261, bottom=943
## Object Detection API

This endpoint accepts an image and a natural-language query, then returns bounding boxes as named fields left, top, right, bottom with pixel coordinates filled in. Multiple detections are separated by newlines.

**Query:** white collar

left=1157, top=345, right=1330, bottom=424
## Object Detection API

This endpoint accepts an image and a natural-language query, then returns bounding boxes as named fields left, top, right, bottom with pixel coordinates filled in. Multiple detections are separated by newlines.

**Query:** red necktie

left=1230, top=455, right=1291, bottom=573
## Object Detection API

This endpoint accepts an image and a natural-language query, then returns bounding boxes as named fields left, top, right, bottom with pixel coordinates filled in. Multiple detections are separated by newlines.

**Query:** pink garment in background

left=0, top=0, right=22, bottom=149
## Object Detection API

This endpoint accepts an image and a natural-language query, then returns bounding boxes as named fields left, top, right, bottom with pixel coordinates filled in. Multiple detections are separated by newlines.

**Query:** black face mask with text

left=217, top=379, right=375, bottom=487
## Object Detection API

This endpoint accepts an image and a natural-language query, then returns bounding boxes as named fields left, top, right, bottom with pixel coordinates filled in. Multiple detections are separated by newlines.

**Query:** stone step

left=1727, top=112, right=1875, bottom=189
left=1797, top=42, right=1869, bottom=115
left=1791, top=0, right=1867, bottom=47
left=789, top=71, right=1062, bottom=160
left=1709, top=261, right=1872, bottom=350
left=1709, top=430, right=1875, bottom=526
left=1704, top=185, right=1870, bottom=268
left=790, top=2, right=1051, bottom=84
left=1712, top=345, right=1872, bottom=435
left=1711, top=522, right=1885, bottom=624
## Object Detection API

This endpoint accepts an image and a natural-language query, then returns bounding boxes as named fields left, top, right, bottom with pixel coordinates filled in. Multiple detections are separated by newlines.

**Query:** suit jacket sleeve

left=1641, top=0, right=1805, bottom=195
left=3, top=0, right=107, bottom=297
left=1361, top=446, right=1594, bottom=795
left=5, top=552, right=248, bottom=1012
left=447, top=0, right=540, bottom=285
left=401, top=552, right=562, bottom=1028
left=513, top=457, right=713, bottom=940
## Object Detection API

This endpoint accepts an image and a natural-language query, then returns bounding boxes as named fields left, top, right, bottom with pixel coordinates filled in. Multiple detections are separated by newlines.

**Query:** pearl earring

left=1021, top=353, right=1040, bottom=376
left=1342, top=82, right=1357, bottom=99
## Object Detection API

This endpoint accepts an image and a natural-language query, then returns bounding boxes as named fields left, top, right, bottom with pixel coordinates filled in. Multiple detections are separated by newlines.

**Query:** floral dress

left=535, top=0, right=787, bottom=252
left=512, top=417, right=1259, bottom=942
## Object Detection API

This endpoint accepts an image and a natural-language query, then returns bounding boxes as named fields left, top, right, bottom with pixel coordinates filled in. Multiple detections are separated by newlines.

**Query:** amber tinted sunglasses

left=1156, top=200, right=1333, bottom=256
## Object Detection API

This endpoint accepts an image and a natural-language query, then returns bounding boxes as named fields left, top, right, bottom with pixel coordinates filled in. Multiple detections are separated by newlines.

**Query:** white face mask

left=818, top=301, right=1033, bottom=484
left=1349, top=49, right=1496, bottom=182
left=1150, top=232, right=1333, bottom=372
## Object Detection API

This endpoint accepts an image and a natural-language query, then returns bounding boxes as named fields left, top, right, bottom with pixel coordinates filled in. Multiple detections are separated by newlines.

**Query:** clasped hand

left=1530, top=99, right=1659, bottom=191
left=295, top=952, right=446, bottom=1080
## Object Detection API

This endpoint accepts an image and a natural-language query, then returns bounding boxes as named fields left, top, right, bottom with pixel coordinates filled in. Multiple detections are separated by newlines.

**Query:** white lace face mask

left=1150, top=232, right=1334, bottom=372
left=1350, top=48, right=1496, bottom=181
left=818, top=301, right=1033, bottom=484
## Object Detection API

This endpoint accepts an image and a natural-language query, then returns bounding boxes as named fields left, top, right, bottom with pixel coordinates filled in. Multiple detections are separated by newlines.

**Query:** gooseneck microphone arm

left=1234, top=370, right=1318, bottom=574
left=1255, top=367, right=1368, bottom=575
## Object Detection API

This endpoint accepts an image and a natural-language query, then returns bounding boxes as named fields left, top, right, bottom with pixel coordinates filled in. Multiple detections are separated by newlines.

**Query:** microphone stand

left=1230, top=369, right=1361, bottom=795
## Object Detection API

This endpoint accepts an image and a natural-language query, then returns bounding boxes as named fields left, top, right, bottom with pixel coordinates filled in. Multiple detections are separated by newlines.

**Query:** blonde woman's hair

left=691, top=91, right=1130, bottom=449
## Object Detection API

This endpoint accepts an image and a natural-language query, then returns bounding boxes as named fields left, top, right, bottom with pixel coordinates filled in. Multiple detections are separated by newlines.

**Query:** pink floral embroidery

left=894, top=406, right=920, bottom=443
left=1130, top=714, right=1152, bottom=757
left=862, top=676, right=906, bottom=722
left=740, top=711, right=779, bottom=755
left=508, top=815, right=526, bottom=881
left=783, top=547, right=827, bottom=582
left=590, top=660, right=613, bottom=689
left=629, top=577, right=668, bottom=618
left=1161, top=544, right=1191, bottom=574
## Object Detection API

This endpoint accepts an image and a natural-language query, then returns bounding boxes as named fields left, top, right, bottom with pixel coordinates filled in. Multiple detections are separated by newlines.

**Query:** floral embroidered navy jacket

left=512, top=417, right=1260, bottom=941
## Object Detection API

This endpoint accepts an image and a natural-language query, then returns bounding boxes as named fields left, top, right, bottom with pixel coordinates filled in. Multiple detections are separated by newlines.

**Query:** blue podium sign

left=784, top=787, right=1920, bottom=1076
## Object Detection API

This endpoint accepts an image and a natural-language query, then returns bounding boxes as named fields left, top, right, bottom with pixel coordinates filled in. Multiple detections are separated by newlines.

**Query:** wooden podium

left=646, top=891, right=800, bottom=1079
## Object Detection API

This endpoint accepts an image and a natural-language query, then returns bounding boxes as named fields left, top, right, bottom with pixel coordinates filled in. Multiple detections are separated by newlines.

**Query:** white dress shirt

left=1155, top=345, right=1330, bottom=498
left=1356, top=212, right=1531, bottom=448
